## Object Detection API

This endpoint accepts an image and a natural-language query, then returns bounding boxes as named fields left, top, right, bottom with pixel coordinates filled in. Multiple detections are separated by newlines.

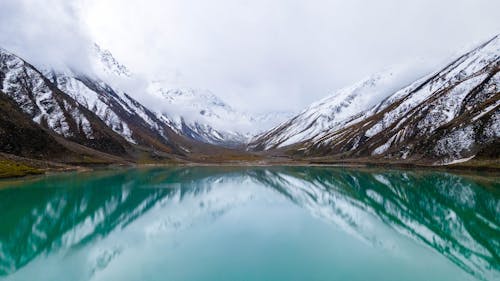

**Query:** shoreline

left=1, top=158, right=498, bottom=181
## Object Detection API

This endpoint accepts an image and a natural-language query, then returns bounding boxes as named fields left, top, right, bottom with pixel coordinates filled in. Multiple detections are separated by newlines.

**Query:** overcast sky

left=1, top=0, right=499, bottom=113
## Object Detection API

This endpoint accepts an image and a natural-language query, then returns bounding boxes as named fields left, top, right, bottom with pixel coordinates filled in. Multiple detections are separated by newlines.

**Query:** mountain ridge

left=250, top=35, right=499, bottom=167
left=0, top=35, right=499, bottom=176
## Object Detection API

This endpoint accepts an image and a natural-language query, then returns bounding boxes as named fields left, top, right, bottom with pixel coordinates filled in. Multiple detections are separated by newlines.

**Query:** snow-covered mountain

left=0, top=44, right=214, bottom=161
left=1, top=34, right=498, bottom=166
left=0, top=42, right=292, bottom=165
left=89, top=44, right=293, bottom=147
left=0, top=47, right=129, bottom=156
left=0, top=86, right=67, bottom=159
left=148, top=82, right=293, bottom=147
left=251, top=35, right=500, bottom=165
left=249, top=65, right=430, bottom=150
left=92, top=44, right=132, bottom=78
left=45, top=70, right=178, bottom=151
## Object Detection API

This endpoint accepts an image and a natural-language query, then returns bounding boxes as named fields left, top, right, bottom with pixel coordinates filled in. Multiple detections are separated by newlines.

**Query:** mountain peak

left=92, top=44, right=131, bottom=77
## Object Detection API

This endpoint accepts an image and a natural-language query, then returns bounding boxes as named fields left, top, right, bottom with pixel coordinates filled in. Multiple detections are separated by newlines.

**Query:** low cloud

left=0, top=0, right=92, bottom=72
left=2, top=0, right=500, bottom=114
left=82, top=0, right=500, bottom=113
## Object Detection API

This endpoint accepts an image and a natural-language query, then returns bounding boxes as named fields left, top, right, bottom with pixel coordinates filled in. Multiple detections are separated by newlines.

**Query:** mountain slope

left=34, top=44, right=200, bottom=156
left=0, top=45, right=220, bottom=162
left=46, top=71, right=187, bottom=155
left=0, top=90, right=67, bottom=159
left=0, top=86, right=134, bottom=171
left=0, top=45, right=266, bottom=167
left=303, top=35, right=500, bottom=164
left=0, top=48, right=129, bottom=156
left=251, top=35, right=500, bottom=166
left=249, top=65, right=428, bottom=150
left=91, top=45, right=292, bottom=148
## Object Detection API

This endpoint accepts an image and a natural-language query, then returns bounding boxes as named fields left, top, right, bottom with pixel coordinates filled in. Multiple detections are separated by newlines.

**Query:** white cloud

left=0, top=0, right=93, bottom=72
left=1, top=0, right=499, bottom=114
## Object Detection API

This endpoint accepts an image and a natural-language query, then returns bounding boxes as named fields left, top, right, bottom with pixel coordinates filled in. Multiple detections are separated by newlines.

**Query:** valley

left=0, top=35, right=499, bottom=178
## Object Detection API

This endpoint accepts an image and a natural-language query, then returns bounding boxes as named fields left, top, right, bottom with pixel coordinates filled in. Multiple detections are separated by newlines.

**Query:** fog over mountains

left=251, top=36, right=499, bottom=166
left=0, top=34, right=498, bottom=169
left=2, top=0, right=499, bottom=113
left=0, top=1, right=499, bottom=170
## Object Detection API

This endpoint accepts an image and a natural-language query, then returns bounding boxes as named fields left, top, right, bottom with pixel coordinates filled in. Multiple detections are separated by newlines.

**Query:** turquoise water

left=0, top=167, right=498, bottom=281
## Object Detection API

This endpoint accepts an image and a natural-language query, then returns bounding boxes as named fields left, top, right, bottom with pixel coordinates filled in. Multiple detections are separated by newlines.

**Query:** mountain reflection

left=0, top=168, right=235, bottom=276
left=0, top=167, right=498, bottom=280
left=249, top=167, right=500, bottom=281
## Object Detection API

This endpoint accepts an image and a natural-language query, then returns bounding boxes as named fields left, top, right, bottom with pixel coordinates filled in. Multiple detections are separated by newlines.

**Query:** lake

left=0, top=167, right=498, bottom=281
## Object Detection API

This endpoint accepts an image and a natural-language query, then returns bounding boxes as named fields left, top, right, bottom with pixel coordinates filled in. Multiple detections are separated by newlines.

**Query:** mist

left=1, top=0, right=499, bottom=114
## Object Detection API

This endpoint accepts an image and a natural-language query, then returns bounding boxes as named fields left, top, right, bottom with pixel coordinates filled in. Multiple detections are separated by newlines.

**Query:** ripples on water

left=0, top=167, right=498, bottom=281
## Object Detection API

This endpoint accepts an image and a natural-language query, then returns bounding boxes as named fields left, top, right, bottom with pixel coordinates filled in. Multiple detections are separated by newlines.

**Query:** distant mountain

left=89, top=44, right=292, bottom=147
left=251, top=35, right=500, bottom=166
left=149, top=82, right=293, bottom=147
left=93, top=44, right=132, bottom=77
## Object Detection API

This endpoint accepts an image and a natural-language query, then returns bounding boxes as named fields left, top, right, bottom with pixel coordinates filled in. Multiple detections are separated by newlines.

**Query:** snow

left=253, top=63, right=431, bottom=149
left=93, top=44, right=131, bottom=77
left=55, top=73, right=136, bottom=143
left=3, top=36, right=497, bottom=155
left=295, top=34, right=500, bottom=160
left=416, top=73, right=489, bottom=133
left=64, top=101, right=94, bottom=139
left=372, top=135, right=396, bottom=155
left=439, top=155, right=476, bottom=166
left=0, top=50, right=78, bottom=138
left=121, top=94, right=170, bottom=140
left=89, top=45, right=292, bottom=146
left=472, top=100, right=500, bottom=122
left=358, top=36, right=499, bottom=144
left=434, top=126, right=475, bottom=159
left=483, top=110, right=500, bottom=138
left=149, top=82, right=292, bottom=145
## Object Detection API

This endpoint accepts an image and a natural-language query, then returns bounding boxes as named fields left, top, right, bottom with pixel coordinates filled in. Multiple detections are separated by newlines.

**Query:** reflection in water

left=250, top=168, right=500, bottom=281
left=0, top=167, right=498, bottom=280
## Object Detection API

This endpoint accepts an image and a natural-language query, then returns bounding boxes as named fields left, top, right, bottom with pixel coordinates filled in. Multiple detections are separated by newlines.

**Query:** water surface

left=0, top=167, right=499, bottom=281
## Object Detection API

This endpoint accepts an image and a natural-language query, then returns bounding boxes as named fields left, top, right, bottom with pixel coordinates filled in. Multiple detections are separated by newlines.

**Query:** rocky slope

left=0, top=89, right=70, bottom=159
left=45, top=71, right=184, bottom=154
left=251, top=35, right=500, bottom=166
left=92, top=45, right=292, bottom=148
left=249, top=66, right=427, bottom=150
left=0, top=45, right=264, bottom=168
left=1, top=35, right=498, bottom=169
left=0, top=46, right=221, bottom=165
left=149, top=85, right=249, bottom=146
left=0, top=48, right=129, bottom=156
